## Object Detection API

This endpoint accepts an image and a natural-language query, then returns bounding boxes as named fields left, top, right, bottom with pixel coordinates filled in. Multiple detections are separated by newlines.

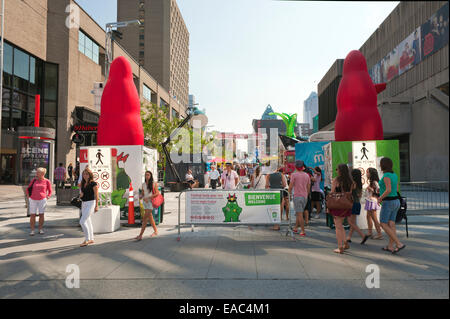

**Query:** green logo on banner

left=244, top=193, right=280, bottom=206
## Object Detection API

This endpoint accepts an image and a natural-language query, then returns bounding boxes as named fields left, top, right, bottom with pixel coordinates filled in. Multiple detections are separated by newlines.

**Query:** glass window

left=78, top=30, right=85, bottom=53
left=26, top=111, right=35, bottom=126
left=29, top=58, right=43, bottom=95
left=85, top=36, right=93, bottom=60
left=28, top=96, right=35, bottom=114
left=92, top=43, right=99, bottom=64
left=3, top=42, right=13, bottom=74
left=11, top=108, right=27, bottom=128
left=1, top=106, right=10, bottom=129
left=42, top=116, right=56, bottom=129
left=143, top=84, right=151, bottom=101
left=13, top=48, right=29, bottom=80
left=44, top=101, right=57, bottom=116
left=29, top=57, right=36, bottom=85
left=11, top=91, right=27, bottom=111
left=44, top=63, right=58, bottom=101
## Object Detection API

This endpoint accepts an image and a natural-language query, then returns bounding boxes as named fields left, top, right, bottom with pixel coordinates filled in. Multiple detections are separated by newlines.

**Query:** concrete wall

left=409, top=97, right=449, bottom=181
left=1, top=0, right=47, bottom=60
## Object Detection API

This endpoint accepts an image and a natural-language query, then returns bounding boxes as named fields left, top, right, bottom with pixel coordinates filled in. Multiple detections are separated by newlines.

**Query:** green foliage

left=141, top=102, right=182, bottom=163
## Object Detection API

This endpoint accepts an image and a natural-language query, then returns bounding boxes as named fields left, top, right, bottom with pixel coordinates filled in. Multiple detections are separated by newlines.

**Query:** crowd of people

left=25, top=156, right=405, bottom=254
left=200, top=156, right=405, bottom=254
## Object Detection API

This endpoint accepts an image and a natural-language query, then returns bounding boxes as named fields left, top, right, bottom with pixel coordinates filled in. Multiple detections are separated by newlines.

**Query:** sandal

left=150, top=232, right=158, bottom=238
left=372, top=234, right=383, bottom=240
left=135, top=235, right=143, bottom=241
left=344, top=241, right=350, bottom=250
left=393, top=244, right=406, bottom=254
left=361, top=235, right=370, bottom=245
left=381, top=246, right=394, bottom=253
left=334, top=247, right=344, bottom=254
left=80, top=241, right=89, bottom=247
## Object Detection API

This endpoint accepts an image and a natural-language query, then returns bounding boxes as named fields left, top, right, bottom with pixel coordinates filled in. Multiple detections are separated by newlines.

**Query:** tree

left=140, top=102, right=181, bottom=164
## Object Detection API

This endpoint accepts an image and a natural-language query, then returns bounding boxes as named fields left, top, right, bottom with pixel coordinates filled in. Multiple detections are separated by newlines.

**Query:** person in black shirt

left=79, top=167, right=99, bottom=247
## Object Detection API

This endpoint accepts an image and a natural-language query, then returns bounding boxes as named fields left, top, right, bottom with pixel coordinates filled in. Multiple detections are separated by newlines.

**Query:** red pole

left=34, top=95, right=40, bottom=127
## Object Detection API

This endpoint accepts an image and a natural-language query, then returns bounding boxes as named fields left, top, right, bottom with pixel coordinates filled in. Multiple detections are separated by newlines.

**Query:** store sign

left=186, top=190, right=281, bottom=224
left=88, top=148, right=112, bottom=193
left=73, top=124, right=97, bottom=132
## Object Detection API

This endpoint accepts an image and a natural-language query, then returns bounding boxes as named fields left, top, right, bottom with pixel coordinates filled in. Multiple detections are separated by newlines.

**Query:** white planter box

left=91, top=205, right=121, bottom=233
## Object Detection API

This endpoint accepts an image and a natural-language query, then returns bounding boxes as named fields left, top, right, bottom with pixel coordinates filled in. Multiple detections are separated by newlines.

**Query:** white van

left=308, top=131, right=335, bottom=142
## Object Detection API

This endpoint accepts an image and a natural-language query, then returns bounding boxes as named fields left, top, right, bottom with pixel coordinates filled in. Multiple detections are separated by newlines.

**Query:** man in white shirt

left=208, top=165, right=220, bottom=189
left=221, top=163, right=239, bottom=190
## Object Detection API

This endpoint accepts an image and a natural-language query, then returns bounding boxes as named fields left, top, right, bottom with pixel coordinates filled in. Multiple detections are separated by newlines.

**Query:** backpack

left=395, top=192, right=408, bottom=237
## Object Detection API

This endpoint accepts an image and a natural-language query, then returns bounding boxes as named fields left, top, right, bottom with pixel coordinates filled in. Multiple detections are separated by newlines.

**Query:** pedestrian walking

left=311, top=167, right=323, bottom=219
left=288, top=160, right=310, bottom=236
left=208, top=165, right=220, bottom=189
left=135, top=170, right=160, bottom=241
left=303, top=165, right=315, bottom=225
left=365, top=168, right=383, bottom=239
left=79, top=167, right=99, bottom=247
left=266, top=165, right=288, bottom=230
left=54, top=163, right=66, bottom=190
left=378, top=157, right=406, bottom=254
left=329, top=164, right=353, bottom=254
left=27, top=167, right=52, bottom=236
left=221, top=163, right=239, bottom=190
left=345, top=169, right=370, bottom=247
left=67, top=163, right=73, bottom=182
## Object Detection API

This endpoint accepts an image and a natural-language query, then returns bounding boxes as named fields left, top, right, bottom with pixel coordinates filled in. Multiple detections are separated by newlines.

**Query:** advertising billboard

left=398, top=27, right=421, bottom=75
left=421, top=2, right=449, bottom=59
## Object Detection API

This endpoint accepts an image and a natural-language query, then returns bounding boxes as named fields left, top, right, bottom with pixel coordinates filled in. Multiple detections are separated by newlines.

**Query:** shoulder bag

left=27, top=179, right=36, bottom=197
left=326, top=183, right=353, bottom=210
left=151, top=183, right=164, bottom=209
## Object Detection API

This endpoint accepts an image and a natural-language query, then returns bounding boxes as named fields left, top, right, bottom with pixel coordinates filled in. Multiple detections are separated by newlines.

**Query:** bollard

left=128, top=182, right=135, bottom=225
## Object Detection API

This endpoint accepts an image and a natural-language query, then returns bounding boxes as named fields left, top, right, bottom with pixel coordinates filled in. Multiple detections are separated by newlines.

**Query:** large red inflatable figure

left=97, top=56, right=144, bottom=146
left=335, top=50, right=386, bottom=141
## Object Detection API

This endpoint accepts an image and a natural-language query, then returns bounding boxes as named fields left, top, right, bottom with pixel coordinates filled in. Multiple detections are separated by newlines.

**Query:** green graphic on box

left=244, top=193, right=281, bottom=206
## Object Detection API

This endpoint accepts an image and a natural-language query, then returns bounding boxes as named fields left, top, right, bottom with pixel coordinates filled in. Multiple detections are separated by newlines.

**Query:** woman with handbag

left=27, top=167, right=52, bottom=236
left=135, top=170, right=162, bottom=241
left=377, top=157, right=406, bottom=254
left=79, top=168, right=99, bottom=247
left=328, top=164, right=354, bottom=254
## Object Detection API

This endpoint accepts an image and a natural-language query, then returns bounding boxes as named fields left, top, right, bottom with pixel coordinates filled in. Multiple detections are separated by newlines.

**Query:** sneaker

left=314, top=214, right=320, bottom=219
left=30, top=230, right=35, bottom=236
left=38, top=229, right=44, bottom=235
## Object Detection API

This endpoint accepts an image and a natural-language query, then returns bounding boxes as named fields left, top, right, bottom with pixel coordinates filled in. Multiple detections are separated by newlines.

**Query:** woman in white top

left=251, top=166, right=266, bottom=189
left=135, top=171, right=159, bottom=241
left=365, top=168, right=383, bottom=239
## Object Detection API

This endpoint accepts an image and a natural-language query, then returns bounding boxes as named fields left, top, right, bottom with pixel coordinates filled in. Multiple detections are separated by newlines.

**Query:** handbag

left=27, top=178, right=36, bottom=197
left=326, top=191, right=353, bottom=210
left=151, top=184, right=164, bottom=208
left=71, top=196, right=82, bottom=209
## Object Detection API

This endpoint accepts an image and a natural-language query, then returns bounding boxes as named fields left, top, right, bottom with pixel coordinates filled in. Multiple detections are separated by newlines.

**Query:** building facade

left=117, top=0, right=189, bottom=109
left=317, top=1, right=449, bottom=182
left=303, top=91, right=318, bottom=130
left=0, top=0, right=187, bottom=184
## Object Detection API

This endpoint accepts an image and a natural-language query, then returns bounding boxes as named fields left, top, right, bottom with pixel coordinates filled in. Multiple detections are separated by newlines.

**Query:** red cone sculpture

left=97, top=56, right=144, bottom=146
left=335, top=50, right=385, bottom=141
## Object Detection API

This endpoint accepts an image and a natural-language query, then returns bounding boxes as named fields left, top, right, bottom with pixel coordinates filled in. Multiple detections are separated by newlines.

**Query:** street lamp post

left=104, top=20, right=141, bottom=81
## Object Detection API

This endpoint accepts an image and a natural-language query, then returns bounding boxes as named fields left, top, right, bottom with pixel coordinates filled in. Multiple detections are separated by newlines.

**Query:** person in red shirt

left=27, top=167, right=52, bottom=236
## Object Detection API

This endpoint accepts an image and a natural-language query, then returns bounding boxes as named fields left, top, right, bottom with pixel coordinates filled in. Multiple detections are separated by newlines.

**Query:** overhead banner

left=186, top=190, right=281, bottom=224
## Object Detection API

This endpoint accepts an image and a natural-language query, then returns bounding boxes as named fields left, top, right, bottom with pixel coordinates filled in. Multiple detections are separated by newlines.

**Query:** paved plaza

left=0, top=186, right=448, bottom=299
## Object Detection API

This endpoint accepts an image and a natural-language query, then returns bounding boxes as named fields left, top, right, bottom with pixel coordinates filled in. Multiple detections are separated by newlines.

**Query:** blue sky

left=75, top=0, right=399, bottom=135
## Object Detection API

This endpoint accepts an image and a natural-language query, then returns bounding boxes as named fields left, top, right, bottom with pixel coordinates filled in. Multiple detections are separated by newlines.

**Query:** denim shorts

left=351, top=202, right=361, bottom=215
left=380, top=199, right=400, bottom=223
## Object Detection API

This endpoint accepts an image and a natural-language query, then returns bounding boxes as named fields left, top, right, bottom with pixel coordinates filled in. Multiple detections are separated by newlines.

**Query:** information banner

left=186, top=190, right=281, bottom=224
left=88, top=147, right=112, bottom=193
left=295, top=141, right=329, bottom=190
